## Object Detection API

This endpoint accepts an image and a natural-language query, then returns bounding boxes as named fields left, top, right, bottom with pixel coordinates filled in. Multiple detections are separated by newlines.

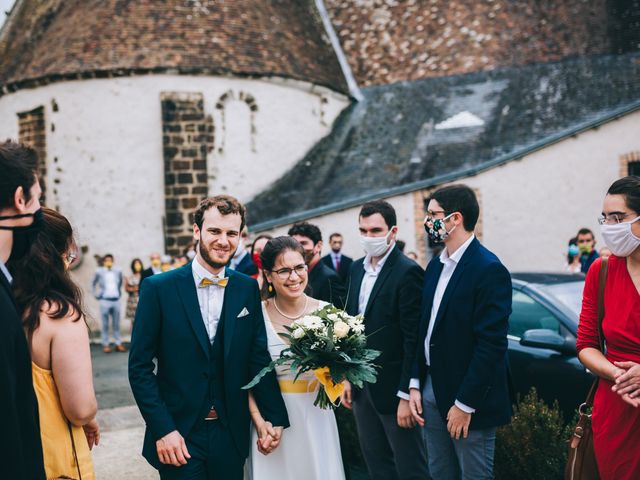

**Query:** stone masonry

left=161, top=92, right=214, bottom=256
left=18, top=106, right=47, bottom=204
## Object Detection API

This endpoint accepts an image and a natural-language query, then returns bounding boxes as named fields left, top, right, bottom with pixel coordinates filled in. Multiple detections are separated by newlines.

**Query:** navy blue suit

left=129, top=264, right=288, bottom=476
left=412, top=238, right=512, bottom=430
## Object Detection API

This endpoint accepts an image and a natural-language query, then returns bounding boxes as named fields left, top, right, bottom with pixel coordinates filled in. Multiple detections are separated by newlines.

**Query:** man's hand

left=255, top=422, right=284, bottom=455
left=613, top=361, right=640, bottom=399
left=446, top=405, right=471, bottom=440
left=156, top=430, right=191, bottom=467
left=82, top=418, right=100, bottom=450
left=341, top=380, right=353, bottom=409
left=408, top=388, right=425, bottom=427
left=397, top=398, right=416, bottom=428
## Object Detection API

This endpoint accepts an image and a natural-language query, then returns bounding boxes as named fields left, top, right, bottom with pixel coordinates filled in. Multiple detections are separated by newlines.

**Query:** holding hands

left=255, top=420, right=283, bottom=455
left=612, top=361, right=640, bottom=408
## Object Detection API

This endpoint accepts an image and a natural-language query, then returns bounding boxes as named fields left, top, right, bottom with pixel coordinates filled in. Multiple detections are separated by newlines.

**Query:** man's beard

left=199, top=238, right=231, bottom=270
left=331, top=247, right=340, bottom=253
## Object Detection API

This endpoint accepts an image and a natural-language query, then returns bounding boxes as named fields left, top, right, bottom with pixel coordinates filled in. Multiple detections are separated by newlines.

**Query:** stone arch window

left=620, top=151, right=640, bottom=177
left=215, top=90, right=258, bottom=154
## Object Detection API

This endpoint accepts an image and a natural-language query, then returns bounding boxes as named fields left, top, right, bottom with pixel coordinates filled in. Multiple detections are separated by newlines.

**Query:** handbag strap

left=584, top=256, right=609, bottom=407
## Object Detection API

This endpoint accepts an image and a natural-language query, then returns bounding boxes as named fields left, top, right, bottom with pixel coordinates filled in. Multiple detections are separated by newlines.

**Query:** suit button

left=430, top=343, right=435, bottom=347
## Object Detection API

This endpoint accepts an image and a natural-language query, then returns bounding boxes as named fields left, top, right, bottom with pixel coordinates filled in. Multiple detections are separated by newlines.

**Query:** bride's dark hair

left=10, top=207, right=85, bottom=335
left=259, top=236, right=304, bottom=300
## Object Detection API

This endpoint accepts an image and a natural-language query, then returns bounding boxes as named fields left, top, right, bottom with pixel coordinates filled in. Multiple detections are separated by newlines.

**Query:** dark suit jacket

left=321, top=253, right=353, bottom=281
left=233, top=252, right=258, bottom=277
left=0, top=269, right=45, bottom=480
left=309, top=261, right=347, bottom=309
left=140, top=267, right=157, bottom=284
left=128, top=265, right=288, bottom=469
left=345, top=246, right=423, bottom=414
left=412, top=238, right=512, bottom=430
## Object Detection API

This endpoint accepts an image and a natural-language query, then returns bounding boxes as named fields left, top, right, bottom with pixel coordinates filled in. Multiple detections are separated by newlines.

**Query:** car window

left=509, top=290, right=561, bottom=338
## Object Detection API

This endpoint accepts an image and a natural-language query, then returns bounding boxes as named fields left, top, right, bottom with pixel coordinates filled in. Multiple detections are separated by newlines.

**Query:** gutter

left=315, top=0, right=363, bottom=101
left=250, top=99, right=640, bottom=232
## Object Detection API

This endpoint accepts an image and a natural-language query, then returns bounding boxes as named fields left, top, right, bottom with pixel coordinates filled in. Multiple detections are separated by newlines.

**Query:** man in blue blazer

left=129, top=195, right=289, bottom=479
left=409, top=185, right=512, bottom=479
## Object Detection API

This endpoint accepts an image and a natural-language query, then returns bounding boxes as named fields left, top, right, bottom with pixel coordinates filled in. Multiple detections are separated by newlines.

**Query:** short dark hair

left=429, top=184, right=479, bottom=232
left=608, top=176, right=640, bottom=214
left=576, top=228, right=594, bottom=239
left=359, top=200, right=397, bottom=229
left=288, top=222, right=322, bottom=245
left=194, top=195, right=246, bottom=231
left=329, top=233, right=342, bottom=241
left=103, top=254, right=114, bottom=261
left=0, top=140, right=39, bottom=210
left=396, top=239, right=406, bottom=252
left=260, top=236, right=305, bottom=299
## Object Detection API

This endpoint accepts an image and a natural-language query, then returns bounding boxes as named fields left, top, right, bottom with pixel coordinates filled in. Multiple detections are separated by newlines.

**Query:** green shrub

left=495, top=388, right=573, bottom=480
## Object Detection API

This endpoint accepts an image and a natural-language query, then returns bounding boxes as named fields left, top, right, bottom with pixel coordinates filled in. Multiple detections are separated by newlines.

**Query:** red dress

left=576, top=256, right=640, bottom=479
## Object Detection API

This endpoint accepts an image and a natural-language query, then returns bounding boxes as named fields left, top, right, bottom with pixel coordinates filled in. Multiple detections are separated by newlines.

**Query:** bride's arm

left=249, top=391, right=281, bottom=454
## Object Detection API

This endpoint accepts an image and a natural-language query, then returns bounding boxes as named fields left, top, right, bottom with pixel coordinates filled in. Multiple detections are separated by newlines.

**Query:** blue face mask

left=568, top=244, right=580, bottom=257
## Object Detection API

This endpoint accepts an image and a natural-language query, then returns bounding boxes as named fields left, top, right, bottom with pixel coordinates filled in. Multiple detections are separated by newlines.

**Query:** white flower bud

left=334, top=321, right=350, bottom=338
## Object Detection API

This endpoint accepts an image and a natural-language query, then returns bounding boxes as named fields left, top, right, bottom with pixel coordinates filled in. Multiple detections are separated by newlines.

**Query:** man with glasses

left=575, top=228, right=599, bottom=274
left=408, top=185, right=512, bottom=480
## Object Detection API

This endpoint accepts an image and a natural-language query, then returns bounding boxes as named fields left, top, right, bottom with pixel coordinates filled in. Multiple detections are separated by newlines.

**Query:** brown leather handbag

left=564, top=256, right=608, bottom=480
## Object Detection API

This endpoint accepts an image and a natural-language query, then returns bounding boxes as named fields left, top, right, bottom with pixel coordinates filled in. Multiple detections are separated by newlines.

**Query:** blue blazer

left=412, top=238, right=512, bottom=430
left=128, top=264, right=288, bottom=469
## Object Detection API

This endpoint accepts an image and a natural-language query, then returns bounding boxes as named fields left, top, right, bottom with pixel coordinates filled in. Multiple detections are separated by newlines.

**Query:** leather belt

left=204, top=408, right=219, bottom=421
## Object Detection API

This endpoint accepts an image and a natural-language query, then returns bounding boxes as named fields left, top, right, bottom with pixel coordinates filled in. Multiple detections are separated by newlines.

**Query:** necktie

left=199, top=277, right=228, bottom=288
left=335, top=255, right=340, bottom=272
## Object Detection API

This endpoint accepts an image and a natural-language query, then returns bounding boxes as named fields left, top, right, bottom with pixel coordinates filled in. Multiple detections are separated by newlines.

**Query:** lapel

left=221, top=268, right=239, bottom=359
left=364, top=247, right=400, bottom=318
left=421, top=259, right=443, bottom=326
left=0, top=267, right=13, bottom=300
left=431, top=238, right=480, bottom=335
left=175, top=266, right=210, bottom=359
left=347, top=260, right=365, bottom=315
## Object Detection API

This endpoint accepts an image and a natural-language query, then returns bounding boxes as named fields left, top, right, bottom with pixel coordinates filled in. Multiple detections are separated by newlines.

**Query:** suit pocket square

left=237, top=307, right=250, bottom=318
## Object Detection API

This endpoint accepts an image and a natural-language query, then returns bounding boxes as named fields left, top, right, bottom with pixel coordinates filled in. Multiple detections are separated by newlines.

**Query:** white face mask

left=360, top=228, right=395, bottom=258
left=600, top=216, right=640, bottom=257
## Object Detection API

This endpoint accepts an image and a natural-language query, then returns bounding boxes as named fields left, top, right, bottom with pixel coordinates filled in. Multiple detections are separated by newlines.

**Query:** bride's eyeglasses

left=270, top=264, right=308, bottom=280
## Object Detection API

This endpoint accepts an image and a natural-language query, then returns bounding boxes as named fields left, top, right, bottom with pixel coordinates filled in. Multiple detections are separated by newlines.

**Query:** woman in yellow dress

left=10, top=208, right=99, bottom=479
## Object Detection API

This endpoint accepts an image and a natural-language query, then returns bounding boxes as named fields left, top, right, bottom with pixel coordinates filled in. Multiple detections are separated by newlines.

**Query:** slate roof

left=247, top=53, right=640, bottom=229
left=0, top=0, right=348, bottom=94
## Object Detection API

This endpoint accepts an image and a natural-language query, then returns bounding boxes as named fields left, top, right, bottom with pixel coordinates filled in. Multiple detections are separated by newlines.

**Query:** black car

left=508, top=272, right=594, bottom=419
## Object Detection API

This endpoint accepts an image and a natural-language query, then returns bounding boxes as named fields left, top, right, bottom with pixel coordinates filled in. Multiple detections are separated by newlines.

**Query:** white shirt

left=192, top=258, right=226, bottom=344
left=0, top=260, right=12, bottom=285
left=102, top=269, right=121, bottom=299
left=358, top=244, right=395, bottom=315
left=409, top=234, right=476, bottom=413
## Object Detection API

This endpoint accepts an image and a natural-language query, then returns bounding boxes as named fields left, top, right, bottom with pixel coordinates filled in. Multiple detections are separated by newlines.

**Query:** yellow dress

left=32, top=362, right=95, bottom=480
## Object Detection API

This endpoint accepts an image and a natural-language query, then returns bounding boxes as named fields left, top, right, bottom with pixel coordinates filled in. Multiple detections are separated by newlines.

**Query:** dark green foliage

left=495, top=388, right=574, bottom=480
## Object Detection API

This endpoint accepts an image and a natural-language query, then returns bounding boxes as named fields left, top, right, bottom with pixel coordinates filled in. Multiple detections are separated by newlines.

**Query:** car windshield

left=537, top=281, right=585, bottom=320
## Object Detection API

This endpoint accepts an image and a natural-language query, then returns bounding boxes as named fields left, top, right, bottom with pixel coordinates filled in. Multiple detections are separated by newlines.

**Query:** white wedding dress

left=245, top=302, right=346, bottom=480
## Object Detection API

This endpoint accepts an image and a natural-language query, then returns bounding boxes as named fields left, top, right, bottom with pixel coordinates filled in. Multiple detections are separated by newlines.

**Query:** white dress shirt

left=192, top=258, right=226, bottom=344
left=102, top=269, right=121, bottom=299
left=358, top=244, right=395, bottom=315
left=0, top=260, right=12, bottom=285
left=409, top=234, right=476, bottom=413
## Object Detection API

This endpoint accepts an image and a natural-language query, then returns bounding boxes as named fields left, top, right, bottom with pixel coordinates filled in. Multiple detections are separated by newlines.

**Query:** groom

left=129, top=195, right=289, bottom=479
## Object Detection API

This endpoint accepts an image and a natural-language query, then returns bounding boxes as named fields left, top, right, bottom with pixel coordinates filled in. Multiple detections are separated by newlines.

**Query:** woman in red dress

left=576, top=175, right=640, bottom=480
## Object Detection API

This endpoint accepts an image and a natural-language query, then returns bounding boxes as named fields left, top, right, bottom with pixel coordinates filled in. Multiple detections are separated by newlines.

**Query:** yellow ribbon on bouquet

left=313, top=367, right=344, bottom=404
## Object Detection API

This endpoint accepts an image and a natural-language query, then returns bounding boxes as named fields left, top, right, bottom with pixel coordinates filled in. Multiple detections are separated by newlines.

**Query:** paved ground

left=91, top=343, right=368, bottom=479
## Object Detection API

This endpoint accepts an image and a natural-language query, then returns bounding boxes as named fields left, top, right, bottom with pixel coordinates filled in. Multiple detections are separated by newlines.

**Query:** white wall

left=257, top=109, right=640, bottom=274
left=0, top=74, right=348, bottom=331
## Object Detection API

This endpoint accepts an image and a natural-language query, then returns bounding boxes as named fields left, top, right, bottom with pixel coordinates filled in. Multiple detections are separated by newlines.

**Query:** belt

left=278, top=379, right=319, bottom=394
left=204, top=407, right=219, bottom=421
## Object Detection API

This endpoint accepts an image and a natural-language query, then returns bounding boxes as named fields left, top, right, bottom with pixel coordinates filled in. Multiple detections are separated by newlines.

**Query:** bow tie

left=198, top=277, right=228, bottom=288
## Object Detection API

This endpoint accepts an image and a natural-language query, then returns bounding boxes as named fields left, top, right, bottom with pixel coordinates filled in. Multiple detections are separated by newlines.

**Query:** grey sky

left=0, top=0, right=15, bottom=30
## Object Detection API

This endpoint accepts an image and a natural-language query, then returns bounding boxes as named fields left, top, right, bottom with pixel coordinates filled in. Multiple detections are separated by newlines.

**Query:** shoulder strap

left=584, top=257, right=609, bottom=407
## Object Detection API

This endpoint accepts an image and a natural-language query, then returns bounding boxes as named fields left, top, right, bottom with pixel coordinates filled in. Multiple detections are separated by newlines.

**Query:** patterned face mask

left=424, top=213, right=456, bottom=244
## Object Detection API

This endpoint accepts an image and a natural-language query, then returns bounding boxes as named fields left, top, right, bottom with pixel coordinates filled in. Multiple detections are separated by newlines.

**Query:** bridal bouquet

left=243, top=304, right=381, bottom=409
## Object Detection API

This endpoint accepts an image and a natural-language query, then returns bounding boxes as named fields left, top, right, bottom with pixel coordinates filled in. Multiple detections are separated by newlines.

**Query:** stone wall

left=17, top=105, right=47, bottom=204
left=161, top=92, right=214, bottom=256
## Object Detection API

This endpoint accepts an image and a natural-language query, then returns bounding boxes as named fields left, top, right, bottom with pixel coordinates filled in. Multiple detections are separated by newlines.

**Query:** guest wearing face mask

left=321, top=233, right=353, bottom=282
left=125, top=258, right=143, bottom=324
left=566, top=238, right=582, bottom=273
left=141, top=252, right=163, bottom=283
left=576, top=228, right=600, bottom=274
left=342, top=200, right=428, bottom=480
left=250, top=234, right=272, bottom=288
left=576, top=175, right=640, bottom=479
left=92, top=254, right=124, bottom=353
left=288, top=222, right=346, bottom=309
left=0, top=140, right=46, bottom=479
left=229, top=228, right=259, bottom=276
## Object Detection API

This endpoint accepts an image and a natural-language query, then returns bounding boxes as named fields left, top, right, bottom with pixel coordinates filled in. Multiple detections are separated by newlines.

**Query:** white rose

left=334, top=321, right=350, bottom=338
left=292, top=327, right=306, bottom=339
left=327, top=313, right=339, bottom=322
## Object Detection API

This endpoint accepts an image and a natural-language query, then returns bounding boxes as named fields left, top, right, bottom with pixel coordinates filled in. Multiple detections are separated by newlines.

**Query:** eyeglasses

left=597, top=212, right=636, bottom=225
left=270, top=264, right=308, bottom=280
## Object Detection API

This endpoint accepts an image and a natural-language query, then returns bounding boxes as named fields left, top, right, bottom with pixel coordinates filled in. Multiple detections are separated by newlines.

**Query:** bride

left=245, top=236, right=346, bottom=480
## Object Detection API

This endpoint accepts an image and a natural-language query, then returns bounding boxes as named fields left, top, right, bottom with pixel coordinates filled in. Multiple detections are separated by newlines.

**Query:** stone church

left=0, top=0, right=639, bottom=327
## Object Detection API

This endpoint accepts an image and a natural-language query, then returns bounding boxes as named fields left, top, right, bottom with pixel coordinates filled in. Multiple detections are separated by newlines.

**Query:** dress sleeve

left=576, top=257, right=602, bottom=352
